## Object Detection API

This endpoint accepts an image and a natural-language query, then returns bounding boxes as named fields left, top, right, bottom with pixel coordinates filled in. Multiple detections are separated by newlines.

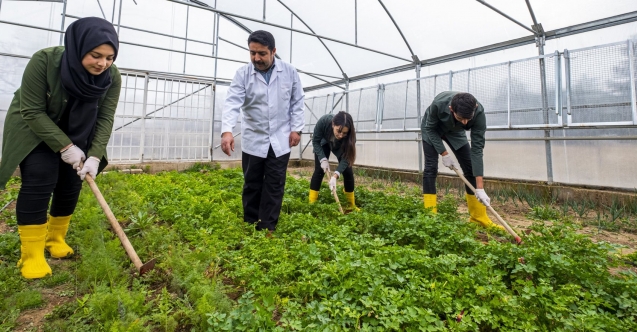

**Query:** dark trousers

left=422, top=139, right=476, bottom=195
left=241, top=145, right=290, bottom=231
left=16, top=142, right=83, bottom=225
left=309, top=144, right=354, bottom=192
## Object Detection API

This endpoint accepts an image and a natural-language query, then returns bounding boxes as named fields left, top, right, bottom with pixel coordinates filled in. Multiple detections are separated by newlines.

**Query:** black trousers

left=422, top=138, right=476, bottom=195
left=310, top=144, right=354, bottom=192
left=16, top=142, right=83, bottom=225
left=241, top=145, right=290, bottom=231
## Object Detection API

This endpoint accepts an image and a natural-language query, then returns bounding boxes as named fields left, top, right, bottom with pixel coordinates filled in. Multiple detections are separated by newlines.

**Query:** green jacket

left=421, top=91, right=487, bottom=177
left=0, top=46, right=121, bottom=189
left=312, top=114, right=353, bottom=174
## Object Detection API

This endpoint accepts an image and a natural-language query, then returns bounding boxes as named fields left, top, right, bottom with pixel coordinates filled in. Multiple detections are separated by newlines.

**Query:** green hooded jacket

left=420, top=91, right=487, bottom=177
left=0, top=46, right=121, bottom=189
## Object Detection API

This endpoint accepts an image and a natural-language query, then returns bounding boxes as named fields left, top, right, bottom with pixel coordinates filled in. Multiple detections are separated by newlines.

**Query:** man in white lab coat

left=221, top=30, right=305, bottom=232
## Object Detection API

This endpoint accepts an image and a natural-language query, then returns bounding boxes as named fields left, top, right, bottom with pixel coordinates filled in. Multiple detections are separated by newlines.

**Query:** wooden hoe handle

left=325, top=168, right=345, bottom=215
left=85, top=174, right=147, bottom=270
left=451, top=168, right=522, bottom=244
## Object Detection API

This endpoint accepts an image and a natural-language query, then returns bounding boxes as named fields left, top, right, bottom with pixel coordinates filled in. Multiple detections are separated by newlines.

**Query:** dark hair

left=247, top=30, right=275, bottom=51
left=450, top=92, right=478, bottom=119
left=331, top=111, right=356, bottom=167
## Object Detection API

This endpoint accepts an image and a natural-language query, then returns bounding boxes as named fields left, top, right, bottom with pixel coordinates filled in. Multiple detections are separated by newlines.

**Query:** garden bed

left=1, top=165, right=637, bottom=331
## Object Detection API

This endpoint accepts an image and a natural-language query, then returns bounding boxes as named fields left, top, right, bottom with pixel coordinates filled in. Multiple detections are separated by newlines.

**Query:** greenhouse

left=1, top=0, right=637, bottom=330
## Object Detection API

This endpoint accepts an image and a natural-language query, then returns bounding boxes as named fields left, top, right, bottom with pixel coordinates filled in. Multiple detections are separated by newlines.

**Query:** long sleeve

left=422, top=104, right=446, bottom=154
left=221, top=69, right=245, bottom=134
left=19, top=50, right=72, bottom=152
left=288, top=69, right=305, bottom=132
left=335, top=153, right=350, bottom=174
left=469, top=108, right=487, bottom=177
left=312, top=115, right=328, bottom=161
left=88, top=66, right=121, bottom=159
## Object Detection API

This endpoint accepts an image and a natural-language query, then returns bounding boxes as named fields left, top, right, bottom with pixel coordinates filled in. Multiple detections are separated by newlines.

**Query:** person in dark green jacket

left=0, top=17, right=121, bottom=279
left=309, top=111, right=359, bottom=211
left=421, top=91, right=502, bottom=230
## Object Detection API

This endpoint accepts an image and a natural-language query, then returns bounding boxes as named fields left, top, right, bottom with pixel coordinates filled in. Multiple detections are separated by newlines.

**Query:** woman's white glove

left=320, top=158, right=330, bottom=173
left=77, top=157, right=100, bottom=180
left=61, top=145, right=86, bottom=169
left=329, top=175, right=338, bottom=191
left=441, top=153, right=460, bottom=170
left=475, top=189, right=491, bottom=207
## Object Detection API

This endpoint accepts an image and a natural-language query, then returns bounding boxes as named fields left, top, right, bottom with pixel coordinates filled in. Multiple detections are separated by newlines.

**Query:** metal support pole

left=507, top=61, right=511, bottom=128
left=209, top=1, right=220, bottom=161
left=628, top=40, right=637, bottom=125
left=345, top=80, right=350, bottom=112
left=0, top=0, right=3, bottom=16
left=554, top=50, right=562, bottom=127
left=354, top=0, right=357, bottom=45
left=112, top=0, right=116, bottom=22
left=537, top=38, right=553, bottom=184
left=117, top=0, right=123, bottom=35
left=564, top=49, right=572, bottom=126
left=403, top=81, right=409, bottom=130
left=416, top=64, right=422, bottom=174
left=59, top=0, right=67, bottom=45
left=467, top=68, right=471, bottom=92
left=139, top=74, right=149, bottom=162
left=290, top=13, right=293, bottom=62
left=448, top=70, right=453, bottom=90
left=183, top=6, right=189, bottom=74
left=263, top=0, right=266, bottom=21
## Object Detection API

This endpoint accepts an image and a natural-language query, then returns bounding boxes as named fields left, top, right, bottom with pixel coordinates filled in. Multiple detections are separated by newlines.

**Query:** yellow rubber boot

left=343, top=191, right=361, bottom=211
left=466, top=194, right=504, bottom=230
left=45, top=215, right=74, bottom=258
left=423, top=194, right=437, bottom=214
left=309, top=189, right=319, bottom=204
left=17, top=224, right=52, bottom=279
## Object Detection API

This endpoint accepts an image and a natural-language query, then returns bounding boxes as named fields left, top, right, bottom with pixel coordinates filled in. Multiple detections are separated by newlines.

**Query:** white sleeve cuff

left=333, top=171, right=340, bottom=178
left=319, top=158, right=327, bottom=163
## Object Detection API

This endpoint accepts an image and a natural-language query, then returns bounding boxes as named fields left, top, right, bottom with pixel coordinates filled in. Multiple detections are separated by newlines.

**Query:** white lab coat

left=221, top=58, right=305, bottom=158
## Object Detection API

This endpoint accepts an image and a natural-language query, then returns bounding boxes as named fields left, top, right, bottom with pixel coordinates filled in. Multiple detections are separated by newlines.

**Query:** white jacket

left=221, top=58, right=305, bottom=158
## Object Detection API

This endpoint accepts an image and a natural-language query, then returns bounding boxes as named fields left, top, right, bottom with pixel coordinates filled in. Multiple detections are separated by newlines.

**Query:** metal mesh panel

left=468, top=64, right=509, bottom=127
left=331, top=92, right=347, bottom=113
left=108, top=73, right=145, bottom=162
left=143, top=78, right=213, bottom=162
left=380, top=81, right=407, bottom=131
left=451, top=70, right=469, bottom=92
left=405, top=79, right=420, bottom=130
left=435, top=74, right=451, bottom=96
left=569, top=43, right=633, bottom=124
left=110, top=74, right=213, bottom=162
left=353, top=87, right=379, bottom=132
left=510, top=55, right=559, bottom=127
left=419, top=76, right=437, bottom=115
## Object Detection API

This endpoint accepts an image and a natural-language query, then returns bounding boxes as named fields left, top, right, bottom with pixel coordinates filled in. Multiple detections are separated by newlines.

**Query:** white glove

left=61, top=145, right=86, bottom=169
left=320, top=158, right=330, bottom=173
left=441, top=154, right=460, bottom=170
left=475, top=189, right=491, bottom=207
left=77, top=157, right=100, bottom=180
left=329, top=176, right=337, bottom=192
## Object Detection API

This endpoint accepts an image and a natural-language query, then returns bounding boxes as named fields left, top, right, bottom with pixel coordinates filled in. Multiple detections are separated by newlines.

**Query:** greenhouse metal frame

left=1, top=0, right=637, bottom=189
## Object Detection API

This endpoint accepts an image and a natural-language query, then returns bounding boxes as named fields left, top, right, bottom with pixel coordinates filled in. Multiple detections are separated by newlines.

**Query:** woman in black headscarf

left=0, top=17, right=122, bottom=279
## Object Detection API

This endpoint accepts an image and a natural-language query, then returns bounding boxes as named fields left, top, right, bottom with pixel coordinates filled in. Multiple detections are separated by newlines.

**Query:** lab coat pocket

left=280, top=84, right=291, bottom=101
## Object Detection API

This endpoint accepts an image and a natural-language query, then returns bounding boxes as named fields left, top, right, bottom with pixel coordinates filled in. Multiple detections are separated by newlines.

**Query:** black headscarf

left=60, top=17, right=119, bottom=152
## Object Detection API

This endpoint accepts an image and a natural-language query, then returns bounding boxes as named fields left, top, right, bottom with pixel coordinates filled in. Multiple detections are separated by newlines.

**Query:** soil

left=13, top=283, right=76, bottom=332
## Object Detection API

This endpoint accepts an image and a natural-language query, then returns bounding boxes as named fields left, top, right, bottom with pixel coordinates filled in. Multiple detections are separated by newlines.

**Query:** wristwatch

left=295, top=131, right=302, bottom=135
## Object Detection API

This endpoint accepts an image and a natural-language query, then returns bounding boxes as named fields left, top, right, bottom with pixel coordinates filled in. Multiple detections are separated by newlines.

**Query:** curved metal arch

left=218, top=13, right=346, bottom=89
left=377, top=0, right=417, bottom=61
left=276, top=0, right=346, bottom=78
